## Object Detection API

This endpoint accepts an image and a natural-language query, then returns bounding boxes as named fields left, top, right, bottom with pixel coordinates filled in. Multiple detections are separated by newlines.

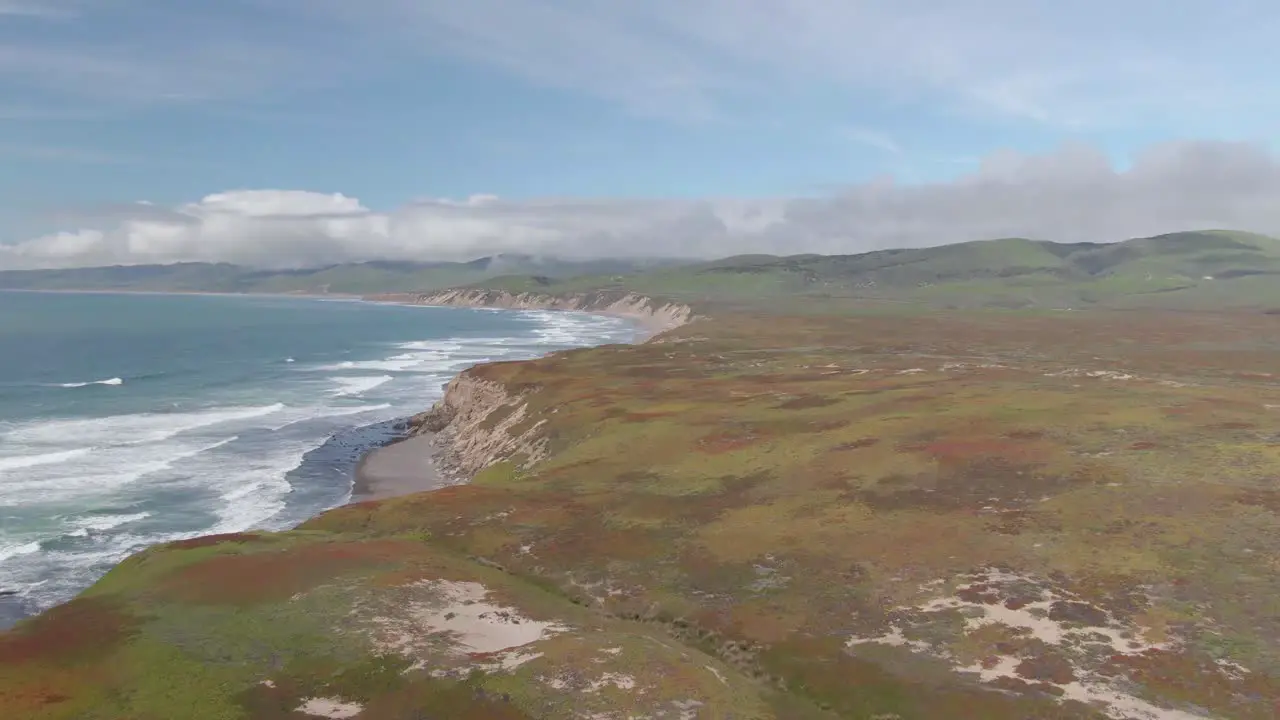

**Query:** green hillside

left=7, top=232, right=1280, bottom=718
left=459, top=231, right=1280, bottom=311
left=6, top=230, right=1280, bottom=310
left=7, top=297, right=1280, bottom=718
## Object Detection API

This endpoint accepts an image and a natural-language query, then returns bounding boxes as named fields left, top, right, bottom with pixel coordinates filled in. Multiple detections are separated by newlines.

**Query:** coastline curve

left=349, top=289, right=696, bottom=503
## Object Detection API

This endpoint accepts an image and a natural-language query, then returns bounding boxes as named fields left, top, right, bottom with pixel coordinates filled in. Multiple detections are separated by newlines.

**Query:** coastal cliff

left=372, top=288, right=696, bottom=338
left=6, top=304, right=1280, bottom=719
left=407, top=374, right=546, bottom=481
left=400, top=290, right=694, bottom=483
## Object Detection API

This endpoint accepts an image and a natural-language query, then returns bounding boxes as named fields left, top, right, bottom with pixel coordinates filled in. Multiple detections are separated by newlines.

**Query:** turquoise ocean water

left=0, top=291, right=637, bottom=626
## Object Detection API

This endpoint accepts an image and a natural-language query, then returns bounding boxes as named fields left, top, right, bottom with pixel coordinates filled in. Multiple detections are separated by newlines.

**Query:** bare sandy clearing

left=848, top=568, right=1213, bottom=720
left=356, top=579, right=568, bottom=677
left=295, top=697, right=364, bottom=719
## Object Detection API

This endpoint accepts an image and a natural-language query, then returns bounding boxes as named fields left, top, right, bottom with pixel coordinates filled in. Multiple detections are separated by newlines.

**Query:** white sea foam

left=0, top=531, right=183, bottom=607
left=202, top=442, right=309, bottom=534
left=58, top=377, right=123, bottom=388
left=0, top=541, right=41, bottom=565
left=329, top=375, right=394, bottom=397
left=397, top=340, right=463, bottom=352
left=410, top=358, right=482, bottom=374
left=1, top=306, right=639, bottom=617
left=523, top=310, right=616, bottom=345
left=264, top=403, right=394, bottom=431
left=0, top=466, right=161, bottom=500
left=0, top=447, right=92, bottom=472
left=309, top=350, right=453, bottom=373
left=344, top=359, right=417, bottom=372
left=0, top=440, right=301, bottom=607
left=0, top=436, right=239, bottom=503
left=3, top=403, right=284, bottom=447
left=65, top=512, right=151, bottom=537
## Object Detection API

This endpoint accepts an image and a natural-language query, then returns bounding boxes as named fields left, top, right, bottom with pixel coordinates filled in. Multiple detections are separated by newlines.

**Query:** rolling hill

left=6, top=229, right=1280, bottom=718
left=460, top=230, right=1280, bottom=311
left=5, top=230, right=1280, bottom=311
left=7, top=258, right=1280, bottom=717
left=0, top=255, right=687, bottom=295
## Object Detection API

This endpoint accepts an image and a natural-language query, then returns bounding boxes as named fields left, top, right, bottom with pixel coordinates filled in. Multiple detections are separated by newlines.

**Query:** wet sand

left=350, top=432, right=449, bottom=503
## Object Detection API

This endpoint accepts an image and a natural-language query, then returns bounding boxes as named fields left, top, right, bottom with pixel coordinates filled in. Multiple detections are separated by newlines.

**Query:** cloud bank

left=5, top=140, right=1280, bottom=270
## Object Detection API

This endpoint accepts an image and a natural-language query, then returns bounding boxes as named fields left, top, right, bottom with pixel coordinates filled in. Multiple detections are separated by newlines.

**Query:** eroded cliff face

left=391, top=288, right=696, bottom=482
left=393, top=289, right=696, bottom=337
left=409, top=373, right=548, bottom=479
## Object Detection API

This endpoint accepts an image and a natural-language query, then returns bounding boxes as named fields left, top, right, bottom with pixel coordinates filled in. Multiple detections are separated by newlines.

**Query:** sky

left=2, top=1, right=1280, bottom=268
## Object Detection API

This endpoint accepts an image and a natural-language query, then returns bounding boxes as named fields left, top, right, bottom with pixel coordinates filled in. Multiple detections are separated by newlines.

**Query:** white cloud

left=6, top=140, right=1280, bottom=270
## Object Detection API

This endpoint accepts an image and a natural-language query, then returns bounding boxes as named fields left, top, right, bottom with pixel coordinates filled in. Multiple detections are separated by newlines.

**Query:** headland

left=350, top=290, right=696, bottom=504
left=6, top=235, right=1280, bottom=719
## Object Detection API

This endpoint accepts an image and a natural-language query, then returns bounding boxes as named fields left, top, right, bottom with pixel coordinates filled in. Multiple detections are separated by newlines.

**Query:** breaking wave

left=58, top=377, right=123, bottom=388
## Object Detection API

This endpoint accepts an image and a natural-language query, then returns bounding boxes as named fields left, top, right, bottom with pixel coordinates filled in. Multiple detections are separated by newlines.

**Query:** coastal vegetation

left=5, top=231, right=1280, bottom=718
left=8, top=230, right=1280, bottom=311
left=467, top=230, right=1280, bottom=312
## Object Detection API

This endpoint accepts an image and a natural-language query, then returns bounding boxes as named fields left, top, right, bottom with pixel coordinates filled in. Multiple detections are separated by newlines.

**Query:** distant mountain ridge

left=6, top=230, right=1280, bottom=310
left=0, top=254, right=686, bottom=295
left=453, top=230, right=1280, bottom=310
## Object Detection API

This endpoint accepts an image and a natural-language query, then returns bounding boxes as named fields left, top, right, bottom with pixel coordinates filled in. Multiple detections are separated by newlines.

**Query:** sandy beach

left=350, top=432, right=452, bottom=503
left=348, top=297, right=690, bottom=505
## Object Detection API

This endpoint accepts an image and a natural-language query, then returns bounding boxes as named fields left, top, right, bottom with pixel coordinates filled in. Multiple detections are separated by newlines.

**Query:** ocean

left=0, top=291, right=638, bottom=628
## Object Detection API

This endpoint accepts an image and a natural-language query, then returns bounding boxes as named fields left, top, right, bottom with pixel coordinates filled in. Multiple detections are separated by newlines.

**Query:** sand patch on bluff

left=356, top=579, right=567, bottom=676
left=848, top=568, right=1212, bottom=720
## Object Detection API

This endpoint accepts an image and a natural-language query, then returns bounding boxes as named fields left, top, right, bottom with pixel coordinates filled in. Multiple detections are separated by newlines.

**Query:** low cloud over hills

left=6, top=140, right=1280, bottom=270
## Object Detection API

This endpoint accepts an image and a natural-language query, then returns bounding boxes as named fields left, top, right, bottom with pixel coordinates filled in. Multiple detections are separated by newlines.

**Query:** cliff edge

left=406, top=373, right=546, bottom=482
left=5, top=306, right=1279, bottom=720
left=370, top=288, right=696, bottom=339
left=392, top=288, right=697, bottom=482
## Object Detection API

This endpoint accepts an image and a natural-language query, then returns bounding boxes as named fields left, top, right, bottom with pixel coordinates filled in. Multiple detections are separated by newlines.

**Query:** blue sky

left=3, top=0, right=1280, bottom=268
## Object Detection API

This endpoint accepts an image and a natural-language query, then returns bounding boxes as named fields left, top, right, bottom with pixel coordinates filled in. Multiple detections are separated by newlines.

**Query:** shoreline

left=348, top=296, right=691, bottom=505
left=376, top=302, right=675, bottom=343
left=345, top=338, right=622, bottom=506
left=10, top=285, right=689, bottom=508
left=0, top=289, right=686, bottom=628
left=349, top=432, right=448, bottom=503
left=366, top=289, right=695, bottom=342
